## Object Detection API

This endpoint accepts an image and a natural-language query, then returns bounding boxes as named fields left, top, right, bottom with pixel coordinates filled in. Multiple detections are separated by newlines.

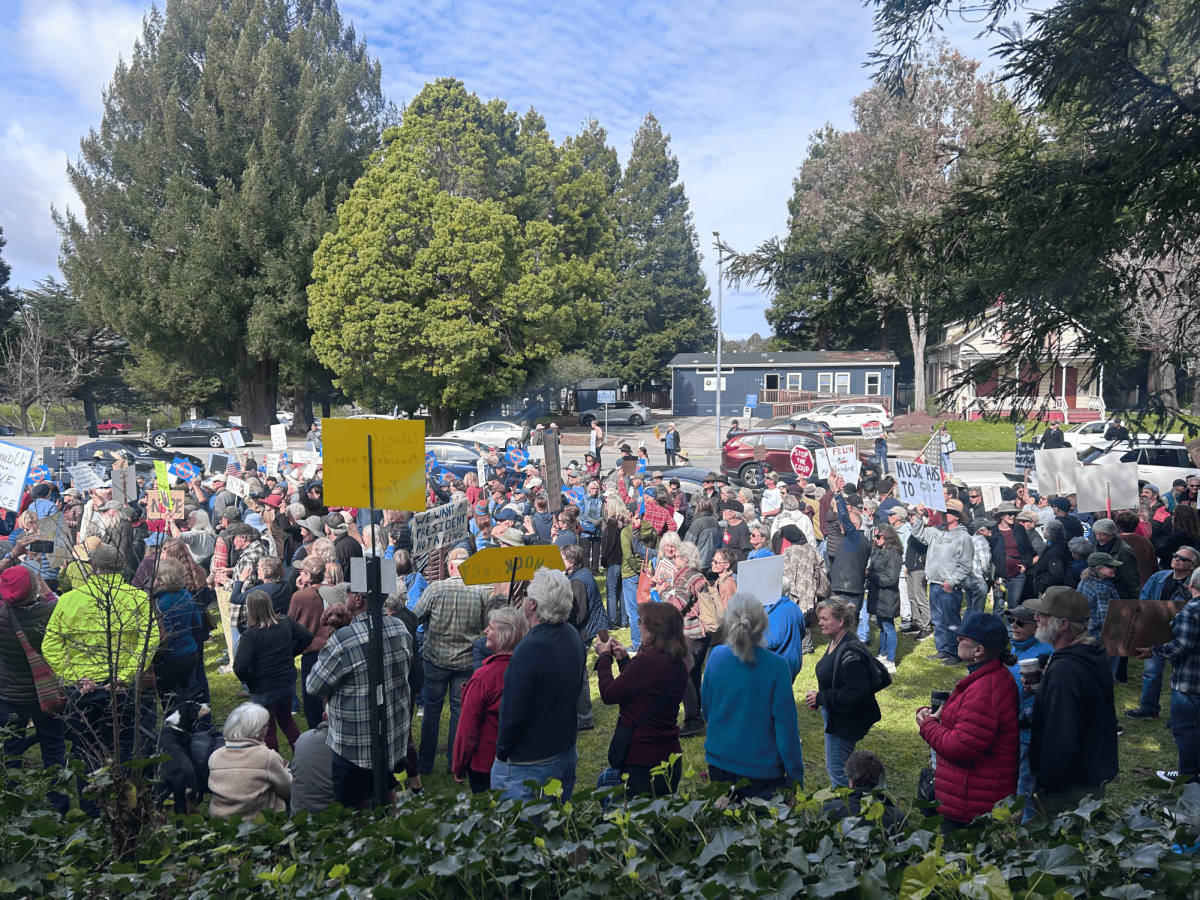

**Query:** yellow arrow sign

left=457, top=545, right=565, bottom=586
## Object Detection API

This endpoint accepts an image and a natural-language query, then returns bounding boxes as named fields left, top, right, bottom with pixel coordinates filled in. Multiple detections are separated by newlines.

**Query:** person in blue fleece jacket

left=702, top=592, right=805, bottom=799
left=764, top=582, right=806, bottom=682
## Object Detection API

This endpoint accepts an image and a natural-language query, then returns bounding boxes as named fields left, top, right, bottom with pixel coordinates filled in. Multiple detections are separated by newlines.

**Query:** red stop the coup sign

left=790, top=446, right=814, bottom=478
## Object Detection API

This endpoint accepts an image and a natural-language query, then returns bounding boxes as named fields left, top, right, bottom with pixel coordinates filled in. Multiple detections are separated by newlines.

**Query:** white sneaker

left=1157, top=769, right=1179, bottom=784
left=884, top=661, right=897, bottom=674
left=416, top=707, right=424, bottom=717
left=216, top=664, right=233, bottom=675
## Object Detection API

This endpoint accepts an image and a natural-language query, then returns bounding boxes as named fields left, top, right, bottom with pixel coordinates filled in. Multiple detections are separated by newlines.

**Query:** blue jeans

left=965, top=581, right=987, bottom=615
left=876, top=616, right=896, bottom=663
left=0, top=699, right=69, bottom=815
left=1140, top=655, right=1166, bottom=714
left=1018, top=741, right=1035, bottom=822
left=835, top=593, right=870, bottom=643
left=490, top=746, right=578, bottom=802
left=623, top=576, right=642, bottom=650
left=822, top=711, right=855, bottom=788
left=1171, top=690, right=1200, bottom=779
left=419, top=661, right=471, bottom=773
left=1003, top=574, right=1026, bottom=611
left=606, top=564, right=625, bottom=627
left=929, top=583, right=963, bottom=660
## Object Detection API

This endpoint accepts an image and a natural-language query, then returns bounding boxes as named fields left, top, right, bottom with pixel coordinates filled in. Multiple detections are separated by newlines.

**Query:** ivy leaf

left=1033, top=845, right=1086, bottom=875
left=958, top=866, right=1013, bottom=900
left=696, top=828, right=742, bottom=868
left=1099, top=886, right=1158, bottom=899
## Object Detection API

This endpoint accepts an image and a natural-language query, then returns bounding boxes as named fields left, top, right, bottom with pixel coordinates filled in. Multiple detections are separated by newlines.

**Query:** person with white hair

left=207, top=702, right=293, bottom=819
left=700, top=593, right=805, bottom=800
left=492, top=568, right=586, bottom=801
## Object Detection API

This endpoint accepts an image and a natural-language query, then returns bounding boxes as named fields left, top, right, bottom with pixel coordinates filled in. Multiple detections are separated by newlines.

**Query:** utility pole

left=713, top=231, right=723, bottom=448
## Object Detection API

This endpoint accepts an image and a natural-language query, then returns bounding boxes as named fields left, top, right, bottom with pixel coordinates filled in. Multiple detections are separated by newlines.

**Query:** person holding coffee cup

left=1005, top=607, right=1054, bottom=821
left=915, top=612, right=1020, bottom=830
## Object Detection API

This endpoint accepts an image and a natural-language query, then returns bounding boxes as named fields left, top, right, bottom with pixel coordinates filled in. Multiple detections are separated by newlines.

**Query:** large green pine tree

left=594, top=114, right=713, bottom=385
left=0, top=228, right=20, bottom=340
left=58, top=0, right=387, bottom=431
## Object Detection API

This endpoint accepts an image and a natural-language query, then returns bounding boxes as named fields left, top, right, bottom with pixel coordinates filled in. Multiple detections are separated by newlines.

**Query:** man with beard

left=1023, top=586, right=1119, bottom=820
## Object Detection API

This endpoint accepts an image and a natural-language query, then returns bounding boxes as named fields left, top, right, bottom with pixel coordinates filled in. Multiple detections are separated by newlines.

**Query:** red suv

left=721, top=429, right=879, bottom=488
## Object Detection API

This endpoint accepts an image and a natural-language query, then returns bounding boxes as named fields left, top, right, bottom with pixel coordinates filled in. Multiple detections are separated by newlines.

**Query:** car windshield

left=1077, top=447, right=1108, bottom=464
left=211, top=420, right=238, bottom=429
left=119, top=441, right=157, bottom=455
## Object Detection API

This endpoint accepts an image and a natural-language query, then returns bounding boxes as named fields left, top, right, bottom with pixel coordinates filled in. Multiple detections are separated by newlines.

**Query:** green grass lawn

left=199, top=588, right=1174, bottom=814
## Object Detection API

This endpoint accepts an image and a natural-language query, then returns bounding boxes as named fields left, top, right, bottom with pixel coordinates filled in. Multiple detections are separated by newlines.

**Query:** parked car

left=809, top=403, right=893, bottom=434
left=80, top=438, right=205, bottom=469
left=96, top=418, right=131, bottom=435
left=1073, top=442, right=1200, bottom=490
left=149, top=418, right=253, bottom=449
left=426, top=440, right=487, bottom=481
left=578, top=401, right=652, bottom=427
left=781, top=417, right=835, bottom=441
left=721, top=429, right=880, bottom=488
left=0, top=425, right=13, bottom=437
left=275, top=411, right=294, bottom=427
left=442, top=420, right=525, bottom=449
left=1063, top=419, right=1184, bottom=452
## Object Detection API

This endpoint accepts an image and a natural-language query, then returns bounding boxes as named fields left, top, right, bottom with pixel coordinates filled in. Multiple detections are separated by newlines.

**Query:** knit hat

left=0, top=567, right=34, bottom=605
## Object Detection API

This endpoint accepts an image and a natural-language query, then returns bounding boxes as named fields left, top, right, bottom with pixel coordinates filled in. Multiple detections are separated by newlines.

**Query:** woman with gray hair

left=700, top=593, right=805, bottom=799
left=453, top=607, right=529, bottom=793
left=492, top=569, right=586, bottom=801
left=207, top=702, right=293, bottom=819
left=174, top=508, right=216, bottom=565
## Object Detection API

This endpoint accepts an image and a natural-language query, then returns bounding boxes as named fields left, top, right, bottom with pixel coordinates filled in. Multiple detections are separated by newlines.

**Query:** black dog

left=158, top=700, right=210, bottom=814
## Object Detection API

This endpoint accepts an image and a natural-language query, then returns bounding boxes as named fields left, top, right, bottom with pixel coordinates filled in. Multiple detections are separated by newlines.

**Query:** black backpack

left=832, top=639, right=892, bottom=693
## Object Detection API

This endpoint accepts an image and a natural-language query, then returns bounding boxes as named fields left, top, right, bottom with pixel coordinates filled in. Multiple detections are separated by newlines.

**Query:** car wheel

left=505, top=437, right=520, bottom=451
left=629, top=414, right=644, bottom=426
left=739, top=463, right=764, bottom=488
left=151, top=434, right=167, bottom=449
left=581, top=415, right=595, bottom=427
left=109, top=427, right=119, bottom=435
left=209, top=435, right=223, bottom=449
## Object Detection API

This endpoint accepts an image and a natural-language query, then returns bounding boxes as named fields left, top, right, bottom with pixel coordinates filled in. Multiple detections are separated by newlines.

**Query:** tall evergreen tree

left=0, top=228, right=19, bottom=340
left=58, top=0, right=388, bottom=431
left=593, top=114, right=713, bottom=384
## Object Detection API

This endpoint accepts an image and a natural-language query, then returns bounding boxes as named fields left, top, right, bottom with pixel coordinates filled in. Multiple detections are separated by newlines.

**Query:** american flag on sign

left=226, top=460, right=242, bottom=476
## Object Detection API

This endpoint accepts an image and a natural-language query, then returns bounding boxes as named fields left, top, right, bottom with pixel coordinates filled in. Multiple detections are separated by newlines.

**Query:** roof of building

left=576, top=378, right=621, bottom=389
left=667, top=350, right=899, bottom=368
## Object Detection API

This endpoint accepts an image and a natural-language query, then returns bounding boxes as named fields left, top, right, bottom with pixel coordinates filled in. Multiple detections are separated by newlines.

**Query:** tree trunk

left=905, top=304, right=928, bottom=410
left=292, top=387, right=314, bottom=432
left=1147, top=348, right=1178, bottom=409
left=235, top=351, right=280, bottom=434
left=79, top=384, right=98, bottom=428
left=1190, top=368, right=1200, bottom=416
left=429, top=407, right=455, bottom=435
left=37, top=405, right=48, bottom=432
left=321, top=398, right=331, bottom=418
left=18, top=403, right=30, bottom=436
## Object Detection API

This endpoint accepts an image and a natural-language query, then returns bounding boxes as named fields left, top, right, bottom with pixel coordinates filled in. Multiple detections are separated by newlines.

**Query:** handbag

left=917, top=764, right=936, bottom=802
left=607, top=664, right=685, bottom=769
left=814, top=555, right=831, bottom=600
left=636, top=551, right=653, bottom=604
left=7, top=606, right=67, bottom=716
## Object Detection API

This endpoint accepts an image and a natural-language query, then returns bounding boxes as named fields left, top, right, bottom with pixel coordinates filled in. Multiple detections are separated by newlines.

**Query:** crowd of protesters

left=0, top=416, right=1196, bottom=831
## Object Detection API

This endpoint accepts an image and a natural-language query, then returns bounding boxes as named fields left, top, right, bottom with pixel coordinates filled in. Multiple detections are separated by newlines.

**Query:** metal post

left=366, top=435, right=388, bottom=808
left=713, top=231, right=723, bottom=448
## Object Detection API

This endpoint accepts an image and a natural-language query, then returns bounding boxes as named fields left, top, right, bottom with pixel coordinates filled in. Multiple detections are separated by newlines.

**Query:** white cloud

left=18, top=0, right=143, bottom=109
left=0, top=121, right=75, bottom=279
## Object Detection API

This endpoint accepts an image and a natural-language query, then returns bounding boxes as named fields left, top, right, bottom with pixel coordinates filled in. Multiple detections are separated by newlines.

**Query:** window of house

left=764, top=374, right=780, bottom=390
left=818, top=372, right=833, bottom=392
left=835, top=373, right=851, bottom=394
left=865, top=372, right=881, bottom=395
left=786, top=373, right=802, bottom=390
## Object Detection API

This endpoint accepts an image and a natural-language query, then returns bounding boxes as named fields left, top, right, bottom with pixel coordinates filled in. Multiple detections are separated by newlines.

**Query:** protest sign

left=621, top=458, right=638, bottom=476
left=154, top=460, right=170, bottom=493
left=860, top=421, right=884, bottom=440
left=506, top=446, right=528, bottom=467
left=735, top=555, right=786, bottom=606
left=53, top=435, right=76, bottom=448
left=292, top=450, right=321, bottom=464
left=322, top=418, right=425, bottom=512
left=224, top=475, right=250, bottom=499
left=229, top=416, right=242, bottom=426
left=168, top=458, right=199, bottom=481
left=35, top=514, right=71, bottom=568
left=231, top=429, right=245, bottom=447
left=112, top=466, right=138, bottom=505
left=543, top=425, right=564, bottom=512
left=219, top=430, right=236, bottom=450
left=789, top=446, right=815, bottom=478
left=265, top=454, right=280, bottom=477
left=894, top=460, right=946, bottom=511
left=815, top=445, right=861, bottom=484
left=458, top=545, right=565, bottom=586
left=208, top=453, right=230, bottom=475
left=1033, top=447, right=1078, bottom=495
left=26, top=465, right=49, bottom=485
left=1101, top=597, right=1182, bottom=657
left=1075, top=463, right=1139, bottom=514
left=1188, top=438, right=1200, bottom=469
left=67, top=462, right=104, bottom=493
left=753, top=442, right=767, bottom=462
left=1014, top=441, right=1037, bottom=471
left=410, top=499, right=472, bottom=556
left=302, top=463, right=318, bottom=479
left=270, top=424, right=288, bottom=452
left=980, top=483, right=1003, bottom=512
left=526, top=445, right=545, bottom=463
left=146, top=489, right=186, bottom=520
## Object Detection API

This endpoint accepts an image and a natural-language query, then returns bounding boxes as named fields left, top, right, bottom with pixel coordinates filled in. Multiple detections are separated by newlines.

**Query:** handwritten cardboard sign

left=270, top=424, right=288, bottom=452
left=410, top=499, right=472, bottom=556
left=145, top=489, right=186, bottom=520
left=322, top=418, right=425, bottom=511
left=67, top=462, right=104, bottom=493
left=895, top=460, right=946, bottom=511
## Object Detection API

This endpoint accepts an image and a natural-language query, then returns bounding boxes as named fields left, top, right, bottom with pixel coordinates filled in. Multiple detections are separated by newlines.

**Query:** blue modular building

left=667, top=350, right=899, bottom=418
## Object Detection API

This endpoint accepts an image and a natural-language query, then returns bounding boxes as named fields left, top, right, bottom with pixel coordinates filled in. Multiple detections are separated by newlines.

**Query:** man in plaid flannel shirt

left=638, top=487, right=678, bottom=537
left=1136, top=565, right=1200, bottom=785
left=306, top=585, right=412, bottom=808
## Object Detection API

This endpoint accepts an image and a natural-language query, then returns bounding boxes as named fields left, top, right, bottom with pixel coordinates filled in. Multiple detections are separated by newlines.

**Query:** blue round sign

left=425, top=451, right=438, bottom=474
left=26, top=466, right=49, bottom=485
left=506, top=446, right=529, bottom=467
left=565, top=487, right=585, bottom=506
left=174, top=461, right=198, bottom=481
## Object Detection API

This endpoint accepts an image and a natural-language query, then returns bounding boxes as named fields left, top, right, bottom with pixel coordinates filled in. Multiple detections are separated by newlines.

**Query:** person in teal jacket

left=764, top=583, right=806, bottom=682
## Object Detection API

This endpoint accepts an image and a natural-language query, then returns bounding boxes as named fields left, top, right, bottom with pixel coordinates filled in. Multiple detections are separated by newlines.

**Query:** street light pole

left=713, top=231, right=723, bottom=449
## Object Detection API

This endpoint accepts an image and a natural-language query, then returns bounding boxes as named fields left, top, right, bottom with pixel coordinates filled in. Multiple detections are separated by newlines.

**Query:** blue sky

left=0, top=0, right=1029, bottom=338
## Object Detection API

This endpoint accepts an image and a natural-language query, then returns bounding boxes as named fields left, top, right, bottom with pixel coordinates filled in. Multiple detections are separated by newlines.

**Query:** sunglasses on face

left=1174, top=554, right=1196, bottom=564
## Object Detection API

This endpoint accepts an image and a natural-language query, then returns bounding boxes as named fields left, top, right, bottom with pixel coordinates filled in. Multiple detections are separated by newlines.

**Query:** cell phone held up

left=29, top=540, right=55, bottom=554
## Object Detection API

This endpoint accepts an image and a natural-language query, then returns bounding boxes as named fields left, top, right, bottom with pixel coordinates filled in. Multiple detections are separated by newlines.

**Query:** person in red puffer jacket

left=452, top=608, right=529, bottom=793
left=916, top=611, right=1020, bottom=829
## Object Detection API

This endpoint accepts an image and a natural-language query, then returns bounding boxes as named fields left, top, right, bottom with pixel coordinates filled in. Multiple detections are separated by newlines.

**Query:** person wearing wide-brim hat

left=909, top=498, right=975, bottom=665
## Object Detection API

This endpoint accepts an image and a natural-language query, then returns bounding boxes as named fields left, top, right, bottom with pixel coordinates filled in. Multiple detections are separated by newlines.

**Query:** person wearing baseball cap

left=1079, top=552, right=1122, bottom=657
left=1022, top=586, right=1118, bottom=818
left=916, top=611, right=1020, bottom=829
left=909, top=498, right=975, bottom=666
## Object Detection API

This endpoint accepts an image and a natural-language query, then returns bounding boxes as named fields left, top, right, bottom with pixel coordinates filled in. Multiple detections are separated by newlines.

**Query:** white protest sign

left=1075, top=463, right=1139, bottom=514
left=224, top=475, right=250, bottom=499
left=302, top=463, right=318, bottom=479
left=350, top=556, right=368, bottom=593
left=526, top=445, right=546, bottom=463
left=476, top=458, right=487, bottom=486
left=219, top=430, right=236, bottom=450
left=411, top=499, right=472, bottom=555
left=861, top=421, right=884, bottom=440
left=292, top=450, right=321, bottom=464
left=894, top=460, right=946, bottom=511
left=0, top=443, right=34, bottom=512
left=270, top=424, right=288, bottom=452
left=979, top=483, right=1003, bottom=513
left=264, top=454, right=280, bottom=477
left=67, top=462, right=104, bottom=492
left=1033, top=448, right=1078, bottom=495
left=735, top=555, right=786, bottom=606
left=232, top=429, right=245, bottom=447
left=815, top=445, right=861, bottom=484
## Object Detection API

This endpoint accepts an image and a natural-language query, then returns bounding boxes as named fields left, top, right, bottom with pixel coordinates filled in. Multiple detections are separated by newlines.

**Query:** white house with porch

left=927, top=307, right=1106, bottom=423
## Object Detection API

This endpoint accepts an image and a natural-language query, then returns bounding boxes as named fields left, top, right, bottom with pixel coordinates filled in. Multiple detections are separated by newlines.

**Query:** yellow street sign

left=321, top=418, right=426, bottom=512
left=457, top=545, right=565, bottom=586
